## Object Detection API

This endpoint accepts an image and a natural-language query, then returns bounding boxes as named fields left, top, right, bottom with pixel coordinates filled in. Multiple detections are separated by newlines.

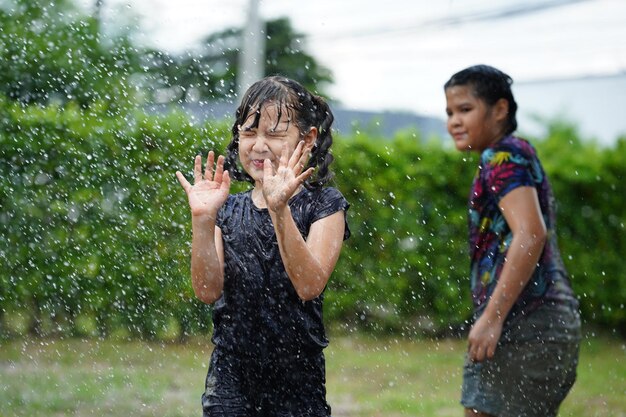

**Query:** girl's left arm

left=270, top=207, right=346, bottom=301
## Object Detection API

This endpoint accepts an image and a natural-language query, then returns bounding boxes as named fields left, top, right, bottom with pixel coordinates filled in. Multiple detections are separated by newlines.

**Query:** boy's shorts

left=461, top=301, right=582, bottom=417
left=201, top=347, right=331, bottom=417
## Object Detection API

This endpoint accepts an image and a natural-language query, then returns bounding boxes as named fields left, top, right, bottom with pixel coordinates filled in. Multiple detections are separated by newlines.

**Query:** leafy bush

left=0, top=99, right=230, bottom=339
left=533, top=123, right=626, bottom=332
left=327, top=132, right=474, bottom=334
left=0, top=101, right=624, bottom=338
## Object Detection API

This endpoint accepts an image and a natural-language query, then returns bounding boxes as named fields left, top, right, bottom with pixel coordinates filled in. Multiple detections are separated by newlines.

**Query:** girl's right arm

left=190, top=215, right=225, bottom=304
left=176, top=152, right=230, bottom=304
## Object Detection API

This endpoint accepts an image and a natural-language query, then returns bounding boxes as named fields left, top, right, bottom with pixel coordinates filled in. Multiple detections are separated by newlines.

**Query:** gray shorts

left=461, top=301, right=581, bottom=417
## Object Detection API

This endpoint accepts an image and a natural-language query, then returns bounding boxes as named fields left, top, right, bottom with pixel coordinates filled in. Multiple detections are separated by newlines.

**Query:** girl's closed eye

left=266, top=130, right=288, bottom=139
left=238, top=125, right=256, bottom=136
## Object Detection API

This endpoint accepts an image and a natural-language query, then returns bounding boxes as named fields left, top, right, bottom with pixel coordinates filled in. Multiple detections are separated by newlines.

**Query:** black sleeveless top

left=213, top=187, right=350, bottom=359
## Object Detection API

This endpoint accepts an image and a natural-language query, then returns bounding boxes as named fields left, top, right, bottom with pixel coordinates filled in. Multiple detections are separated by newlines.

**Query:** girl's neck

left=251, top=187, right=267, bottom=209
left=250, top=184, right=305, bottom=209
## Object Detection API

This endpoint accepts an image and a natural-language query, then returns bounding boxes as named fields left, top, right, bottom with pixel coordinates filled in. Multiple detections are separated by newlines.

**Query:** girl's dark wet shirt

left=213, top=187, right=350, bottom=359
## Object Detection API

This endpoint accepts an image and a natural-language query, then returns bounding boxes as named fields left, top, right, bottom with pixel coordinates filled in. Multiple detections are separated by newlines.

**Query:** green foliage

left=0, top=98, right=231, bottom=338
left=264, top=18, right=333, bottom=96
left=143, top=17, right=334, bottom=103
left=532, top=123, right=626, bottom=332
left=327, top=131, right=474, bottom=334
left=0, top=0, right=141, bottom=107
left=0, top=103, right=624, bottom=338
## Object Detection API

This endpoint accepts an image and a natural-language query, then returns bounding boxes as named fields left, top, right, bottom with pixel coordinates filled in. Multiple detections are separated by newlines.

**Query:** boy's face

left=237, top=102, right=305, bottom=184
left=445, top=85, right=508, bottom=152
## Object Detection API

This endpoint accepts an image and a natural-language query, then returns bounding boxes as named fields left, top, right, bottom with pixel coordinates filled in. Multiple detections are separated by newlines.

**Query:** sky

left=86, top=0, right=626, bottom=143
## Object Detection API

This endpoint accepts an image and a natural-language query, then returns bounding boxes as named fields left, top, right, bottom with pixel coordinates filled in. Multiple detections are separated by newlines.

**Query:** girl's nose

left=251, top=134, right=268, bottom=152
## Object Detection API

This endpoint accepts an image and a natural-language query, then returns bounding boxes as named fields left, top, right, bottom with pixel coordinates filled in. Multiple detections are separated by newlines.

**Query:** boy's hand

left=467, top=313, right=504, bottom=362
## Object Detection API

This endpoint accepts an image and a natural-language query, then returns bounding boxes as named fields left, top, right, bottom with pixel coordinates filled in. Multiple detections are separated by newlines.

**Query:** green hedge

left=535, top=122, right=626, bottom=332
left=329, top=127, right=626, bottom=336
left=327, top=133, right=474, bottom=334
left=0, top=100, right=230, bottom=339
left=0, top=100, right=624, bottom=339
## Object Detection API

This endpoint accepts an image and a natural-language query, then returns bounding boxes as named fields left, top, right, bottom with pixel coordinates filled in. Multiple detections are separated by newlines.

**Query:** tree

left=143, top=17, right=333, bottom=103
left=264, top=18, right=332, bottom=95
left=0, top=0, right=140, bottom=107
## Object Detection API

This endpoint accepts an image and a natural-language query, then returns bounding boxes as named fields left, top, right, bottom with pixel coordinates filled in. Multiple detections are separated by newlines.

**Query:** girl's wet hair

left=224, top=75, right=335, bottom=189
left=444, top=64, right=518, bottom=136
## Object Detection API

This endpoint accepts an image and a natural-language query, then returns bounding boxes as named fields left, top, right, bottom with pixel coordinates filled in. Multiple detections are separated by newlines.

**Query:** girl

left=444, top=65, right=581, bottom=417
left=176, top=76, right=350, bottom=417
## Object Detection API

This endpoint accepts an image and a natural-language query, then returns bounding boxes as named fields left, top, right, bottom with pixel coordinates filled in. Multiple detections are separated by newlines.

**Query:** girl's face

left=445, top=85, right=508, bottom=152
left=237, top=102, right=315, bottom=185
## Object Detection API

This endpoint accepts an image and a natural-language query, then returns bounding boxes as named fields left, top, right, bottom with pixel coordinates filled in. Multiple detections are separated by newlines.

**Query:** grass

left=0, top=333, right=624, bottom=417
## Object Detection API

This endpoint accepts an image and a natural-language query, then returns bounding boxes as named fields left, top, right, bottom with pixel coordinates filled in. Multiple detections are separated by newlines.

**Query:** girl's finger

left=280, top=141, right=290, bottom=168
left=205, top=151, right=215, bottom=181
left=194, top=155, right=202, bottom=183
left=214, top=155, right=225, bottom=183
left=296, top=167, right=315, bottom=183
left=293, top=144, right=311, bottom=175
left=263, top=158, right=274, bottom=179
left=288, top=140, right=304, bottom=169
left=176, top=171, right=192, bottom=194
left=220, top=170, right=231, bottom=192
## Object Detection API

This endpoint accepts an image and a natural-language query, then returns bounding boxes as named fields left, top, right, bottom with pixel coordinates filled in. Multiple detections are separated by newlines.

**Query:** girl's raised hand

left=176, top=151, right=230, bottom=219
left=262, top=140, right=314, bottom=213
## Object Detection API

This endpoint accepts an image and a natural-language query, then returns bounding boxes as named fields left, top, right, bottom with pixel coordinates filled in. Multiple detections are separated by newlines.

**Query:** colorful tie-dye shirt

left=468, top=135, right=577, bottom=321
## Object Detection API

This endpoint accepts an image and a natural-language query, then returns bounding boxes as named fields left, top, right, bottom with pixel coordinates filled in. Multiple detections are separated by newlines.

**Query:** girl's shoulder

left=295, top=187, right=351, bottom=239
left=220, top=190, right=247, bottom=207
left=290, top=186, right=350, bottom=220
left=295, top=186, right=349, bottom=207
left=315, top=186, right=347, bottom=200
left=218, top=190, right=251, bottom=218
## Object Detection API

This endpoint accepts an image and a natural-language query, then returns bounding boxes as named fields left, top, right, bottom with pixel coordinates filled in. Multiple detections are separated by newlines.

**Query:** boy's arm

left=468, top=186, right=547, bottom=362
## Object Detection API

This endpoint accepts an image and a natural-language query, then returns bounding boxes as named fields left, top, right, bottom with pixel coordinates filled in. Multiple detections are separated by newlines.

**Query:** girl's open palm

left=262, top=141, right=314, bottom=212
left=176, top=151, right=230, bottom=218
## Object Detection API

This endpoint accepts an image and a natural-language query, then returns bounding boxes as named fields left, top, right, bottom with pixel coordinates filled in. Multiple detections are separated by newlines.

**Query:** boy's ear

left=494, top=98, right=509, bottom=122
left=303, top=127, right=318, bottom=147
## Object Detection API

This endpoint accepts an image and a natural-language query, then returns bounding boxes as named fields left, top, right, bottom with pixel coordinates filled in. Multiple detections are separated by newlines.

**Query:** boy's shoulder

left=482, top=135, right=537, bottom=166
left=495, top=135, right=536, bottom=156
